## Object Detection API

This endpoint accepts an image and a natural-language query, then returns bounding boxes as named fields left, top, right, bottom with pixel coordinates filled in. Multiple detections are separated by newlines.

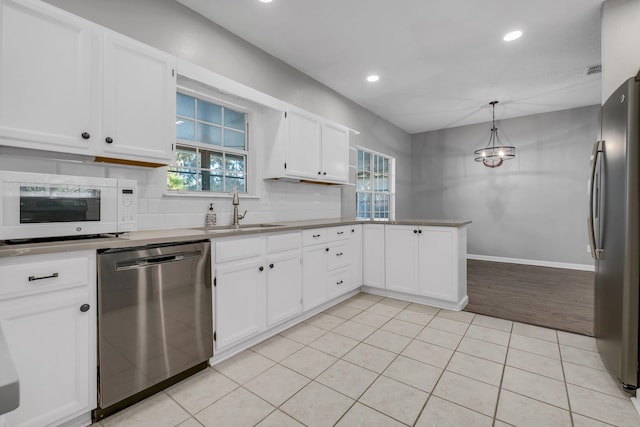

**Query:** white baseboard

left=631, top=396, right=640, bottom=418
left=467, top=254, right=594, bottom=272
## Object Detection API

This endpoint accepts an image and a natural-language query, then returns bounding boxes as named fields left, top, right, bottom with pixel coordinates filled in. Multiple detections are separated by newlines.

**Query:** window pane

left=208, top=152, right=223, bottom=172
left=224, top=129, right=245, bottom=149
left=224, top=108, right=245, bottom=131
left=197, top=100, right=221, bottom=124
left=167, top=169, right=200, bottom=191
left=176, top=119, right=195, bottom=141
left=176, top=93, right=195, bottom=118
left=175, top=147, right=198, bottom=168
left=197, top=123, right=222, bottom=146
left=357, top=170, right=370, bottom=191
left=374, top=194, right=389, bottom=219
left=356, top=192, right=371, bottom=220
left=225, top=154, right=245, bottom=173
left=225, top=176, right=245, bottom=193
left=208, top=174, right=224, bottom=192
left=362, top=151, right=370, bottom=172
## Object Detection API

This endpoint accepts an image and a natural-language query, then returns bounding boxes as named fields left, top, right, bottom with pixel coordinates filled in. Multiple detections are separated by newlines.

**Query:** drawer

left=327, top=266, right=350, bottom=299
left=0, top=250, right=93, bottom=300
left=302, top=228, right=327, bottom=246
left=215, top=236, right=264, bottom=263
left=267, top=232, right=301, bottom=253
left=327, top=225, right=351, bottom=241
left=327, top=242, right=349, bottom=271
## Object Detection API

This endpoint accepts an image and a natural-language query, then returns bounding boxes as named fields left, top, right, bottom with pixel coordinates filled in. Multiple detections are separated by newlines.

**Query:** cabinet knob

left=318, top=171, right=322, bottom=175
left=351, top=229, right=355, bottom=233
left=323, top=172, right=327, bottom=175
left=325, top=248, right=329, bottom=252
left=80, top=304, right=90, bottom=312
left=105, top=137, right=114, bottom=144
left=269, top=263, right=274, bottom=269
left=418, top=230, right=423, bottom=234
left=336, top=280, right=343, bottom=285
left=259, top=266, right=264, bottom=272
left=81, top=132, right=90, bottom=140
left=414, top=229, right=418, bottom=234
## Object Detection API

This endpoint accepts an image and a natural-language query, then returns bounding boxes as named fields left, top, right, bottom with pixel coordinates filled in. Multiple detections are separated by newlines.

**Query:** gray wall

left=44, top=0, right=412, bottom=219
left=411, top=105, right=600, bottom=265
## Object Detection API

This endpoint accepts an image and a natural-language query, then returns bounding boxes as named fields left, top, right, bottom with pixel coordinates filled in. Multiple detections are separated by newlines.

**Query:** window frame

left=167, top=85, right=254, bottom=196
left=355, top=147, right=396, bottom=221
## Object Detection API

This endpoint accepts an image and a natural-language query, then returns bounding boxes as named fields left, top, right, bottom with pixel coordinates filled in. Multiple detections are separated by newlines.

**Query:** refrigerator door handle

left=588, top=140, right=604, bottom=260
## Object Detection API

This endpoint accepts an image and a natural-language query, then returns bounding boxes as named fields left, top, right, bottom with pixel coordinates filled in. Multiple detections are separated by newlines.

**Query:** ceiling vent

left=586, top=64, right=602, bottom=75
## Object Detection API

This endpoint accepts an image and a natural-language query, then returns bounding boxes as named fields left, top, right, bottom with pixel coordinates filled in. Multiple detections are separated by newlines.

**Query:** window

left=168, top=93, right=248, bottom=193
left=356, top=148, right=395, bottom=220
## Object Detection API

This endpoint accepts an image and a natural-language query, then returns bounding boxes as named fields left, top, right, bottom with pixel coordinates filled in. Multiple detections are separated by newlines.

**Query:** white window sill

left=164, top=191, right=260, bottom=200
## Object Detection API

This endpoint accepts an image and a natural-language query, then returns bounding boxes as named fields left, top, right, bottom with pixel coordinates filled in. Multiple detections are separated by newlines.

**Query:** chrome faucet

left=232, top=185, right=247, bottom=227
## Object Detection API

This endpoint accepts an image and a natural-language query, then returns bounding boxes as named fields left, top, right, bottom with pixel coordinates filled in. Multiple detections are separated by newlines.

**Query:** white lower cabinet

left=214, top=233, right=301, bottom=352
left=363, top=224, right=386, bottom=288
left=301, top=226, right=358, bottom=311
left=385, top=225, right=419, bottom=293
left=302, top=244, right=328, bottom=311
left=0, top=250, right=96, bottom=427
left=385, top=225, right=467, bottom=304
left=214, top=257, right=266, bottom=350
left=266, top=250, right=302, bottom=326
left=348, top=225, right=363, bottom=289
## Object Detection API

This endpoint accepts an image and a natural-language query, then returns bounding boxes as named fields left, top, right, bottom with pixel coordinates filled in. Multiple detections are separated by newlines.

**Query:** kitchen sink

left=192, top=224, right=285, bottom=233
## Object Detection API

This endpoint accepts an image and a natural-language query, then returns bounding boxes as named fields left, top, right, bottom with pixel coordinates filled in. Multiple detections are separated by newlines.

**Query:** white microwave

left=0, top=171, right=137, bottom=241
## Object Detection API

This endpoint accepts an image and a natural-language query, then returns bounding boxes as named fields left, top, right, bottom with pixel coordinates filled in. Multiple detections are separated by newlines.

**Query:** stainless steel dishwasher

left=94, top=240, right=212, bottom=421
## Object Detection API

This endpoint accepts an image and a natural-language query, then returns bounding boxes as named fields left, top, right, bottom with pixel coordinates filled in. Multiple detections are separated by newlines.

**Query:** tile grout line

left=409, top=312, right=472, bottom=427
left=556, top=330, right=576, bottom=427
left=491, top=321, right=514, bottom=425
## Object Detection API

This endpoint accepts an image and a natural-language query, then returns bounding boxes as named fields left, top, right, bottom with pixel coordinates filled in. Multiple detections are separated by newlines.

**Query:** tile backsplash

left=0, top=154, right=342, bottom=230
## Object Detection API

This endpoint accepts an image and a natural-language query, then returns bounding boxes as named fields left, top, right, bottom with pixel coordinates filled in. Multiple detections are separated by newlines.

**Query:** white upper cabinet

left=267, top=106, right=350, bottom=184
left=320, top=122, right=349, bottom=182
left=0, top=0, right=176, bottom=166
left=285, top=108, right=322, bottom=180
left=99, top=32, right=176, bottom=164
left=0, top=0, right=98, bottom=154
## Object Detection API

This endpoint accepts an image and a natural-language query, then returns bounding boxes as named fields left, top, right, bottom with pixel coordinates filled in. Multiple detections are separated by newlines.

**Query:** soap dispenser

left=205, top=203, right=216, bottom=226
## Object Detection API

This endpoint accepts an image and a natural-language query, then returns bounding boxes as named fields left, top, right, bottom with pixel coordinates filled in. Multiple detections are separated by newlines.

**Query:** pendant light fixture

left=473, top=101, right=515, bottom=168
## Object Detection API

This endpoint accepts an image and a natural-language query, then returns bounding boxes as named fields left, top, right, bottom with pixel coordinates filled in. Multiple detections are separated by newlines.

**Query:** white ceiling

left=177, top=0, right=603, bottom=134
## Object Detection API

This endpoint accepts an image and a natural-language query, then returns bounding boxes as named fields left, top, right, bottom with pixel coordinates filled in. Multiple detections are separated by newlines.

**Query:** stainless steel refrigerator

left=589, top=73, right=640, bottom=393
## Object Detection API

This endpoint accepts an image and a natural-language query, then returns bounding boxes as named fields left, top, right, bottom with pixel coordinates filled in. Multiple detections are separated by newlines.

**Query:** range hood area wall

left=411, top=105, right=600, bottom=267
left=43, top=0, right=413, bottom=221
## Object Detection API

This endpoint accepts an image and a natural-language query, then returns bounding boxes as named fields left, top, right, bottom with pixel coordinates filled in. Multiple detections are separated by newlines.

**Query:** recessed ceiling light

left=259, top=0, right=273, bottom=3
left=503, top=30, right=523, bottom=42
left=366, top=75, right=380, bottom=82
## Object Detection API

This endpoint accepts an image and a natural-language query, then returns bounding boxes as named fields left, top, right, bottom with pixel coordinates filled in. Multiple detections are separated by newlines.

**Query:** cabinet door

left=418, top=228, right=459, bottom=301
left=302, top=245, right=328, bottom=310
left=320, top=122, right=349, bottom=182
left=285, top=108, right=321, bottom=180
left=266, top=251, right=302, bottom=326
left=385, top=225, right=420, bottom=293
left=100, top=31, right=176, bottom=164
left=215, top=258, right=266, bottom=350
left=0, top=0, right=98, bottom=154
left=363, top=224, right=385, bottom=288
left=0, top=291, right=95, bottom=427
left=349, top=225, right=363, bottom=289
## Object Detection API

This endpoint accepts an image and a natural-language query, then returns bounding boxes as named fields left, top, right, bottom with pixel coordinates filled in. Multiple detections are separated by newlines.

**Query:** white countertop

left=0, top=218, right=471, bottom=258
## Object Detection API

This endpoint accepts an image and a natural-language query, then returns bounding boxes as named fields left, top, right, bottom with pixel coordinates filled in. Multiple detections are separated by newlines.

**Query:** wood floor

left=464, top=259, right=594, bottom=336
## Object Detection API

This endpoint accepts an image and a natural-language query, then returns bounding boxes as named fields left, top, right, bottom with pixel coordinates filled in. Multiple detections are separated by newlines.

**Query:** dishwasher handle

left=115, top=250, right=203, bottom=271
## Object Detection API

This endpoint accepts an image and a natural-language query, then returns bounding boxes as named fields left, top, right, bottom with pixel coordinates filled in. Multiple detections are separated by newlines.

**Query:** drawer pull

left=269, top=263, right=274, bottom=269
left=259, top=266, right=264, bottom=272
left=336, top=252, right=343, bottom=256
left=80, top=304, right=90, bottom=312
left=313, top=234, right=321, bottom=238
left=336, top=280, right=344, bottom=285
left=337, top=231, right=344, bottom=235
left=28, top=272, right=59, bottom=282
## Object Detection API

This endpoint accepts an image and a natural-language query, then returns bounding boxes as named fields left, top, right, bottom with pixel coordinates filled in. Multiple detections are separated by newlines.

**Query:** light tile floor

left=93, top=293, right=640, bottom=427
